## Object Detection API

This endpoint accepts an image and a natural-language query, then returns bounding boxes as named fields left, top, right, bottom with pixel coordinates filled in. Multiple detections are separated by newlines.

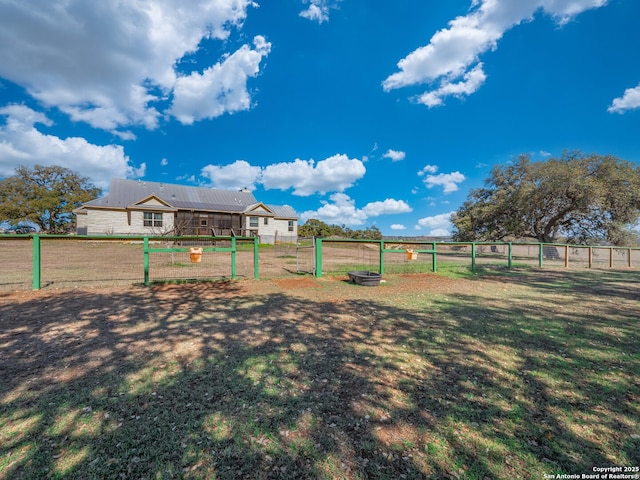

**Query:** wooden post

left=589, top=247, right=593, bottom=268
left=609, top=248, right=613, bottom=268
left=564, top=245, right=569, bottom=268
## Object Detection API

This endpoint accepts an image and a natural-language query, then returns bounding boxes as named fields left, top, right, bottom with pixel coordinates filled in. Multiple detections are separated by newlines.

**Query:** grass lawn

left=1, top=268, right=638, bottom=479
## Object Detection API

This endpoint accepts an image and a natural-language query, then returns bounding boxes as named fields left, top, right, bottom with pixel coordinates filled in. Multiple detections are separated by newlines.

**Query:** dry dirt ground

left=0, top=273, right=466, bottom=406
left=0, top=270, right=621, bottom=382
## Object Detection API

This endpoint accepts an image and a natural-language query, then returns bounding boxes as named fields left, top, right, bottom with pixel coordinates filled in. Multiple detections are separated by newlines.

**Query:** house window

left=264, top=217, right=269, bottom=225
left=144, top=212, right=163, bottom=227
left=249, top=216, right=258, bottom=228
left=288, top=220, right=294, bottom=232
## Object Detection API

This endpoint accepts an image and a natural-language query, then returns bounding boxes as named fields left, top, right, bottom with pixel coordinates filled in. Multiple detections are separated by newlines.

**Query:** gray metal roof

left=268, top=204, right=297, bottom=219
left=85, top=178, right=258, bottom=213
left=83, top=179, right=298, bottom=218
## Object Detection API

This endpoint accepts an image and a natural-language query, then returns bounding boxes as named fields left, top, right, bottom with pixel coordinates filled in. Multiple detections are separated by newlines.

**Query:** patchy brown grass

left=1, top=270, right=639, bottom=479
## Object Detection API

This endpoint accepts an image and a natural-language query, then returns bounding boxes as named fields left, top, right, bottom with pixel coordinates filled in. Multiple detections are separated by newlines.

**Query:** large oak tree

left=451, top=152, right=640, bottom=245
left=0, top=165, right=101, bottom=233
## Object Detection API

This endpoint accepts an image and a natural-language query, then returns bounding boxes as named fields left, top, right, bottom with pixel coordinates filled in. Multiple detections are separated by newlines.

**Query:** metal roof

left=83, top=179, right=298, bottom=218
left=268, top=204, right=297, bottom=219
left=85, top=178, right=257, bottom=213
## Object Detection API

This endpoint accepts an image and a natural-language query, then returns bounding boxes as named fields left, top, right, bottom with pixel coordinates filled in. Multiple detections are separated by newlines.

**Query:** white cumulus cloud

left=608, top=83, right=640, bottom=113
left=417, top=63, right=487, bottom=108
left=416, top=212, right=455, bottom=236
left=383, top=0, right=608, bottom=107
left=201, top=160, right=262, bottom=191
left=201, top=153, right=367, bottom=197
left=390, top=224, right=407, bottom=231
left=424, top=172, right=466, bottom=193
left=0, top=105, right=143, bottom=189
left=300, top=194, right=411, bottom=226
left=171, top=36, right=271, bottom=124
left=382, top=149, right=406, bottom=161
left=418, top=164, right=465, bottom=193
left=261, top=154, right=366, bottom=196
left=299, top=0, right=341, bottom=23
left=300, top=193, right=368, bottom=226
left=362, top=199, right=412, bottom=217
left=418, top=165, right=439, bottom=175
left=0, top=0, right=263, bottom=133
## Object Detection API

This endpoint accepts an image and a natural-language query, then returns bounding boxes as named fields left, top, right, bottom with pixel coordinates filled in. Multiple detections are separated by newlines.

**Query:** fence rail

left=1, top=235, right=640, bottom=291
left=312, top=239, right=640, bottom=276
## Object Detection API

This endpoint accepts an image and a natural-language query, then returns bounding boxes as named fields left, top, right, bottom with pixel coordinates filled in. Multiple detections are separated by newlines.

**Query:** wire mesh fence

left=257, top=239, right=299, bottom=278
left=41, top=237, right=143, bottom=288
left=0, top=237, right=33, bottom=290
left=382, top=242, right=436, bottom=275
left=320, top=240, right=380, bottom=275
left=295, top=237, right=315, bottom=275
left=146, top=237, right=238, bottom=284
left=2, top=235, right=640, bottom=291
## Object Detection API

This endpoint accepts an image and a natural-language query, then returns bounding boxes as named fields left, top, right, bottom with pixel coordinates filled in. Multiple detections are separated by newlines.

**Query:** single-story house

left=74, top=178, right=298, bottom=243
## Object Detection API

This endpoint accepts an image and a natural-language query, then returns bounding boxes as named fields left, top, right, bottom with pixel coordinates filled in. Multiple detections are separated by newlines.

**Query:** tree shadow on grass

left=0, top=276, right=638, bottom=479
left=423, top=287, right=639, bottom=474
left=479, top=267, right=640, bottom=303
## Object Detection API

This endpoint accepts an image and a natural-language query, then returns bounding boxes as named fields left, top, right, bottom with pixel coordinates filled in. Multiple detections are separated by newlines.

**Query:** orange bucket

left=189, top=247, right=203, bottom=263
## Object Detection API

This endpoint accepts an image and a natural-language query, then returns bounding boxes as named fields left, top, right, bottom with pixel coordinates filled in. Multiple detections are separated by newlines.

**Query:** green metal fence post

left=32, top=235, right=41, bottom=290
left=432, top=242, right=437, bottom=273
left=379, top=240, right=384, bottom=275
left=231, top=236, right=237, bottom=279
left=539, top=244, right=544, bottom=268
left=143, top=237, right=150, bottom=286
left=471, top=242, right=476, bottom=272
left=508, top=242, right=513, bottom=269
left=315, top=238, right=323, bottom=278
left=253, top=237, right=259, bottom=279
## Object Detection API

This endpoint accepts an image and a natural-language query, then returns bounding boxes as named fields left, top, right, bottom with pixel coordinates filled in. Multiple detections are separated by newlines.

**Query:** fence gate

left=296, top=236, right=315, bottom=274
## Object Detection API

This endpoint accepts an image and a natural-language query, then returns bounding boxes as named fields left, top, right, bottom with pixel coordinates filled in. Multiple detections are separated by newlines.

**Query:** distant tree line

left=298, top=218, right=383, bottom=240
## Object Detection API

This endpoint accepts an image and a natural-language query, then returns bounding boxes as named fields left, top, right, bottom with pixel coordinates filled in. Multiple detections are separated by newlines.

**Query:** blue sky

left=1, top=0, right=639, bottom=236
